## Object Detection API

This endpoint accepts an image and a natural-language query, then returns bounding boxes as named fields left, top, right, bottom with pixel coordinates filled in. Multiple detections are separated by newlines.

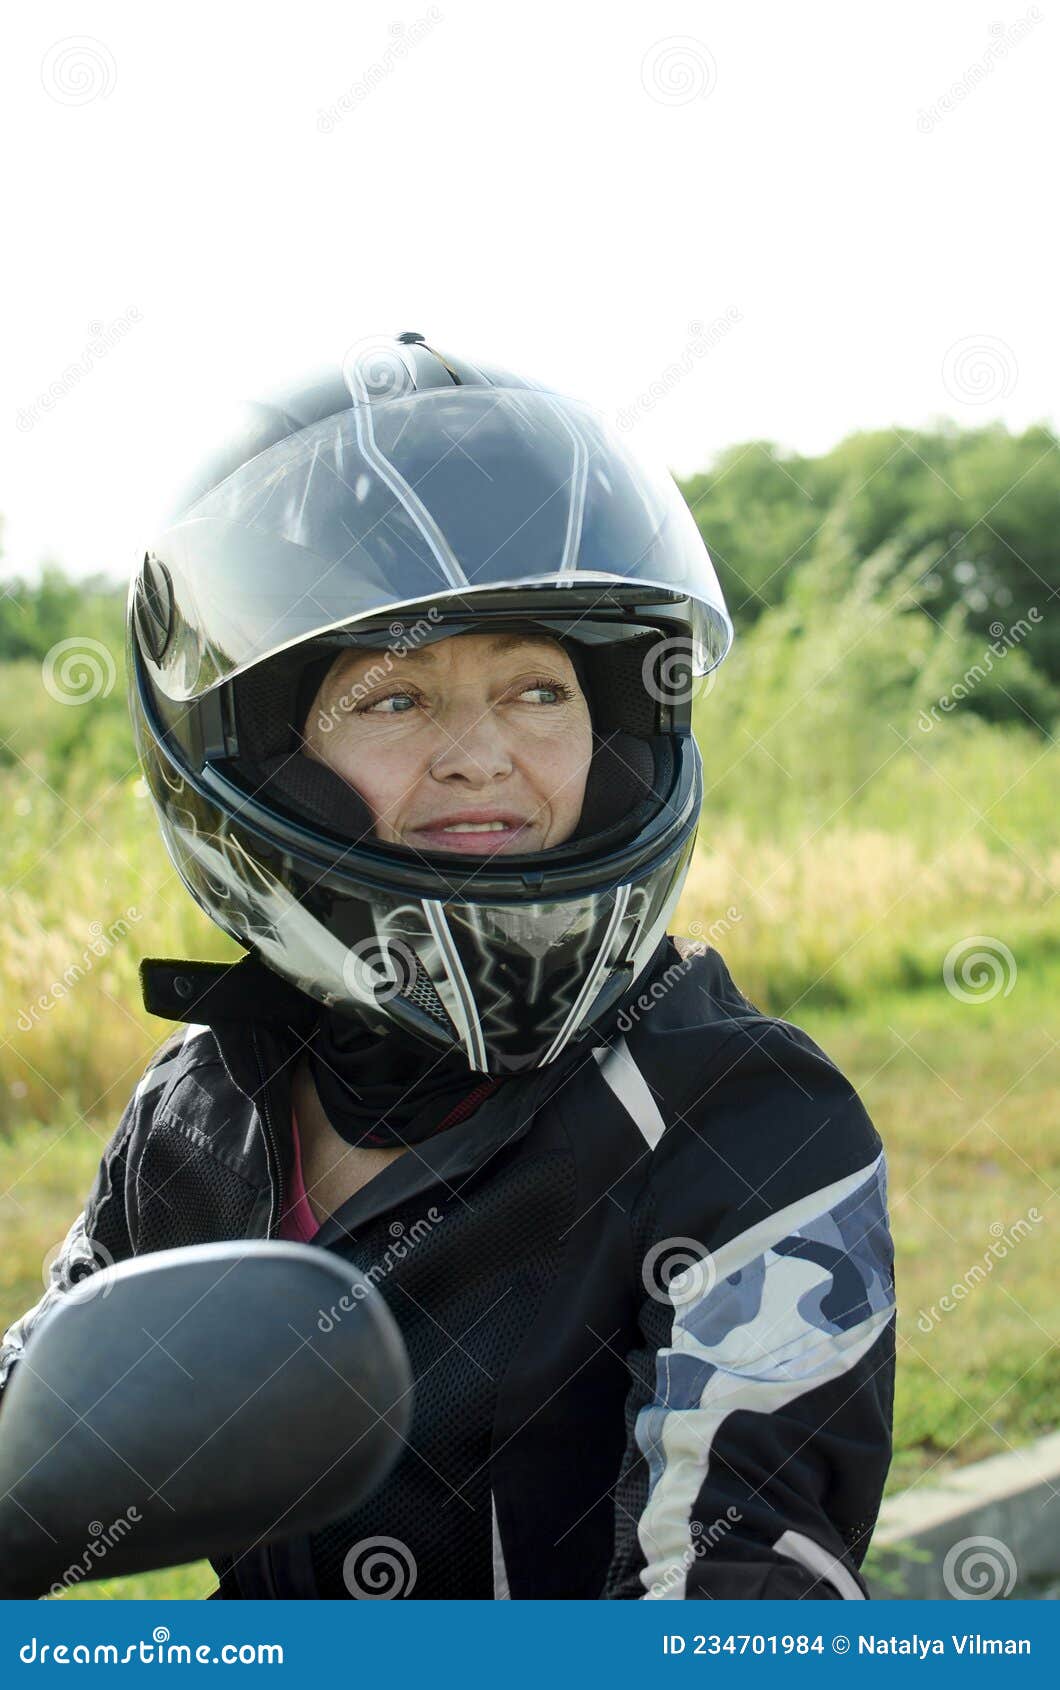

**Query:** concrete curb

left=867, top=1431, right=1060, bottom=1599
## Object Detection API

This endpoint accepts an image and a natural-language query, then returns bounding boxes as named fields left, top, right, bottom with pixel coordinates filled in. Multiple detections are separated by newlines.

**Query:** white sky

left=1, top=0, right=1055, bottom=582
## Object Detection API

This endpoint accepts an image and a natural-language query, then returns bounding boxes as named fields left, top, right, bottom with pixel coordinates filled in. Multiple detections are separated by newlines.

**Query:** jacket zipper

left=250, top=1027, right=285, bottom=1240
left=250, top=1025, right=288, bottom=1600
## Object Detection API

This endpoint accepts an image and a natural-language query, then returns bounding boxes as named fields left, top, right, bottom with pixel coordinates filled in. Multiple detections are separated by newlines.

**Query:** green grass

left=805, top=969, right=1058, bottom=1493
left=51, top=1562, right=214, bottom=1601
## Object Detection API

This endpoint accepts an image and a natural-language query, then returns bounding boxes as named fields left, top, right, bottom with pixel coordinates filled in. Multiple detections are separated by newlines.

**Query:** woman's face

left=302, top=631, right=593, bottom=856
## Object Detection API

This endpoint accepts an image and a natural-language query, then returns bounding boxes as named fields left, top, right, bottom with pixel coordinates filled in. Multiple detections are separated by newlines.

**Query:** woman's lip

left=416, top=812, right=528, bottom=828
left=406, top=822, right=533, bottom=855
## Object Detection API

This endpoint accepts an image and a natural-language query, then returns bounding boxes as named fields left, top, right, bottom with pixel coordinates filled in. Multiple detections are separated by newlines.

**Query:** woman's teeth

left=441, top=821, right=510, bottom=833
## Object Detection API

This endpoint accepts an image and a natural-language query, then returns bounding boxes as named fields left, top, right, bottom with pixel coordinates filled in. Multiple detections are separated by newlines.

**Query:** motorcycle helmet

left=128, top=332, right=733, bottom=1074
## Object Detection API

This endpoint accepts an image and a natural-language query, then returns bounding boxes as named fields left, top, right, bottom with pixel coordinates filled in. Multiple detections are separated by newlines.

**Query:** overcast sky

left=1, top=0, right=1055, bottom=582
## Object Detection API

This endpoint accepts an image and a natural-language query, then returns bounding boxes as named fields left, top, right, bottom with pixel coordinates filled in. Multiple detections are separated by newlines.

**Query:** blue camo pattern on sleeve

left=638, top=1154, right=894, bottom=1496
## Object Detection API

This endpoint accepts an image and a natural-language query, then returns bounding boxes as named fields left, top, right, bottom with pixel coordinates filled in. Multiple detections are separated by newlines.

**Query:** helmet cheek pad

left=229, top=646, right=378, bottom=844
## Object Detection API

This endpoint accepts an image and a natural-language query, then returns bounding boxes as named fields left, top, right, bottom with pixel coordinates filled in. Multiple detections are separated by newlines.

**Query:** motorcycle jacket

left=0, top=938, right=896, bottom=1601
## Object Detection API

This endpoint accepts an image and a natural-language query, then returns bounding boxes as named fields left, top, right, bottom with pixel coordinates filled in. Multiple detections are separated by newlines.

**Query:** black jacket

left=0, top=939, right=895, bottom=1600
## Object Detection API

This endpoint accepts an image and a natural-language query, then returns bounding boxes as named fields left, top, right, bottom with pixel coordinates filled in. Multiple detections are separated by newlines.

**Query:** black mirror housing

left=0, top=1241, right=412, bottom=1598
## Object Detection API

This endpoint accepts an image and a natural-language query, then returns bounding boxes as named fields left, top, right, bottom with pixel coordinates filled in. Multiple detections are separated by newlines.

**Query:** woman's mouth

left=406, top=813, right=534, bottom=854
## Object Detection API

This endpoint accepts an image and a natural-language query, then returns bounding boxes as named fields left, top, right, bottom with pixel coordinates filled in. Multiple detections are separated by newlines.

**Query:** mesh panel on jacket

left=133, top=1120, right=260, bottom=1253
left=301, top=1149, right=574, bottom=1599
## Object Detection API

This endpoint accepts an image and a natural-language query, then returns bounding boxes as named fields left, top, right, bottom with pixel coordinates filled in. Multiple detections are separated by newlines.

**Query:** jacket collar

left=138, top=952, right=602, bottom=1241
left=138, top=939, right=675, bottom=1239
left=139, top=953, right=317, bottom=1032
left=310, top=1042, right=594, bottom=1248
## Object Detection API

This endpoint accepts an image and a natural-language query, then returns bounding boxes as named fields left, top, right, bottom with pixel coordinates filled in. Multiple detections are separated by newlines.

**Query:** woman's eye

left=517, top=680, right=569, bottom=705
left=366, top=691, right=418, bottom=714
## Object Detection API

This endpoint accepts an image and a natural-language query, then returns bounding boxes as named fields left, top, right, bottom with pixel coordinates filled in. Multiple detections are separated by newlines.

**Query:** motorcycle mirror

left=0, top=1241, right=412, bottom=1598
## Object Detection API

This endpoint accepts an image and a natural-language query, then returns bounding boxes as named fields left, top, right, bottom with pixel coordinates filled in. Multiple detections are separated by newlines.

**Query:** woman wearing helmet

left=0, top=335, right=895, bottom=1600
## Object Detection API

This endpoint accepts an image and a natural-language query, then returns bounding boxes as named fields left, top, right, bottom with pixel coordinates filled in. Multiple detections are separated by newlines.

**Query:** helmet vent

left=399, top=961, right=451, bottom=1026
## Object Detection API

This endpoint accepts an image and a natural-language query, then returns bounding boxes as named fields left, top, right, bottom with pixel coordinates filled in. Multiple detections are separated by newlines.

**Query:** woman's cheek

left=536, top=738, right=591, bottom=816
left=358, top=746, right=420, bottom=831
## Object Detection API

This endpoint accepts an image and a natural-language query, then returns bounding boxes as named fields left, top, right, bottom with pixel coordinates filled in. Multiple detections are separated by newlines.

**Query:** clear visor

left=142, top=385, right=732, bottom=702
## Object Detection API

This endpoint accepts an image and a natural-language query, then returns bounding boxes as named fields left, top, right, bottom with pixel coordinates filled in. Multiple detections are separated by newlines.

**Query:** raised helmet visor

left=133, top=386, right=732, bottom=703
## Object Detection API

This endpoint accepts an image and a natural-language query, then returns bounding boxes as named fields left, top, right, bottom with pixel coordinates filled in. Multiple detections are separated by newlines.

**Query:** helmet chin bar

left=153, top=776, right=697, bottom=1074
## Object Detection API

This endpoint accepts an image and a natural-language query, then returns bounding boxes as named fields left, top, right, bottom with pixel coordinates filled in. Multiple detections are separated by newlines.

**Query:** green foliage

left=0, top=657, right=133, bottom=793
left=0, top=567, right=130, bottom=791
left=681, top=422, right=1060, bottom=687
left=0, top=565, right=124, bottom=665
left=695, top=526, right=1058, bottom=850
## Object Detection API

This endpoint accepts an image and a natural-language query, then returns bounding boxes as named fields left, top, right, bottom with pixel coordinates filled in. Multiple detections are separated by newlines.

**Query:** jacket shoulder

left=120, top=1022, right=272, bottom=1250
left=628, top=938, right=815, bottom=1069
left=628, top=942, right=884, bottom=1236
left=120, top=1020, right=268, bottom=1171
left=125, top=1022, right=230, bottom=1119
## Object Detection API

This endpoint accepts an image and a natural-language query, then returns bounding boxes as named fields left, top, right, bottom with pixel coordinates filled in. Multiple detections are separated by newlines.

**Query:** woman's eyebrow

left=348, top=632, right=563, bottom=672
left=485, top=633, right=562, bottom=656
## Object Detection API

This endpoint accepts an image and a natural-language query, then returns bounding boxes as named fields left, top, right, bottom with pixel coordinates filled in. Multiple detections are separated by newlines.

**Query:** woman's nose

left=428, top=702, right=513, bottom=785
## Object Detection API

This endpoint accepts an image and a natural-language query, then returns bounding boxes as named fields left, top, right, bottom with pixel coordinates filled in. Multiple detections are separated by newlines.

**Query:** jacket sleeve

left=0, top=1033, right=184, bottom=1403
left=600, top=1019, right=896, bottom=1600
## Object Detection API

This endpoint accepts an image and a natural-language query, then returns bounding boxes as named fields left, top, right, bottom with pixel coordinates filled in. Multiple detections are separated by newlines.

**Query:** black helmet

left=128, top=333, right=732, bottom=1074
